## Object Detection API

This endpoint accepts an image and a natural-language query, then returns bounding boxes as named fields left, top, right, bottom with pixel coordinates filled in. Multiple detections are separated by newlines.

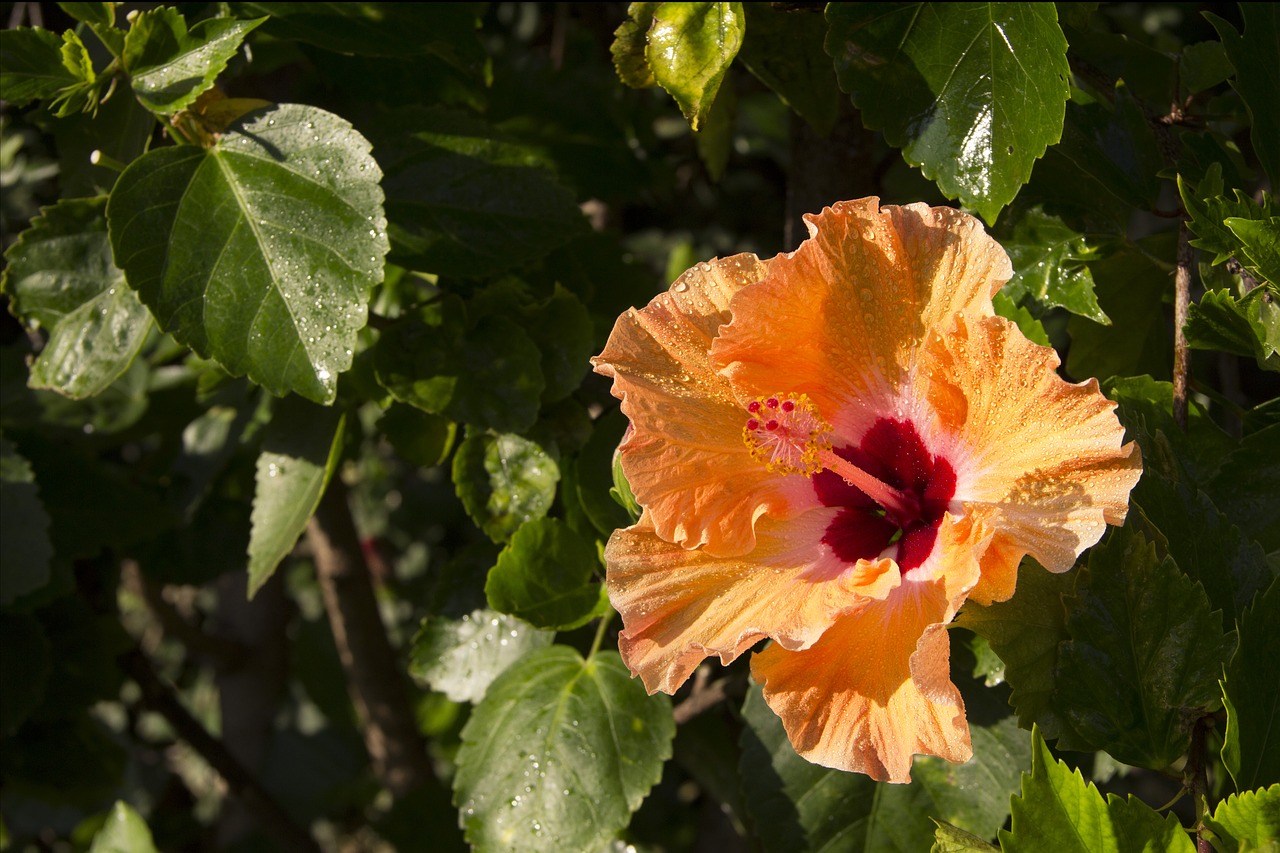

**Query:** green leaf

left=58, top=3, right=115, bottom=28
left=1205, top=786, right=1280, bottom=852
left=999, top=207, right=1107, bottom=323
left=932, top=822, right=999, bottom=853
left=1221, top=579, right=1280, bottom=791
left=0, top=436, right=53, bottom=604
left=694, top=78, right=734, bottom=181
left=646, top=2, right=744, bottom=131
left=1185, top=287, right=1280, bottom=371
left=121, top=8, right=265, bottom=115
left=373, top=296, right=545, bottom=433
left=1131, top=468, right=1271, bottom=625
left=453, top=646, right=674, bottom=853
left=738, top=684, right=1027, bottom=852
left=612, top=2, right=659, bottom=88
left=1206, top=425, right=1280, bottom=552
left=1178, top=165, right=1277, bottom=266
left=1000, top=727, right=1195, bottom=853
left=1066, top=240, right=1171, bottom=382
left=409, top=608, right=553, bottom=704
left=0, top=27, right=88, bottom=107
left=485, top=518, right=604, bottom=631
left=377, top=404, right=456, bottom=469
left=237, top=2, right=485, bottom=73
left=0, top=612, right=50, bottom=735
left=738, top=3, right=839, bottom=136
left=452, top=429, right=559, bottom=543
left=1225, top=217, right=1280, bottom=287
left=88, top=801, right=159, bottom=853
left=49, top=30, right=100, bottom=117
left=374, top=108, right=588, bottom=278
left=523, top=285, right=593, bottom=405
left=955, top=561, right=1077, bottom=741
left=992, top=291, right=1051, bottom=347
left=2, top=197, right=152, bottom=398
left=1179, top=41, right=1232, bottom=94
left=107, top=103, right=388, bottom=404
left=573, top=408, right=635, bottom=537
left=1207, top=5, right=1280, bottom=187
left=826, top=3, right=1070, bottom=223
left=247, top=395, right=345, bottom=597
left=1055, top=526, right=1234, bottom=770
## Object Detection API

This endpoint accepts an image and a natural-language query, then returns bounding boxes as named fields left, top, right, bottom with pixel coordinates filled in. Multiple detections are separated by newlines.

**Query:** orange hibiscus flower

left=592, top=198, right=1142, bottom=783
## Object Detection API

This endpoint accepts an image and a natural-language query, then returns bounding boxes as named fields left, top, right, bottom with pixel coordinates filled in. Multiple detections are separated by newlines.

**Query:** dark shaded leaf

left=375, top=109, right=588, bottom=278
left=738, top=4, right=839, bottom=136
left=0, top=27, right=89, bottom=107
left=373, top=296, right=545, bottom=433
left=1066, top=240, right=1170, bottom=382
left=1207, top=5, right=1280, bottom=186
left=1220, top=579, right=1279, bottom=791
left=0, top=436, right=53, bottom=604
left=612, top=2, right=659, bottom=89
left=107, top=104, right=387, bottom=404
left=1056, top=527, right=1234, bottom=769
left=378, top=403, right=456, bottom=469
left=827, top=2, right=1070, bottom=223
left=1184, top=287, right=1280, bottom=371
left=454, top=646, right=674, bottom=853
left=485, top=517, right=605, bottom=631
left=0, top=612, right=50, bottom=735
left=738, top=683, right=1026, bottom=852
left=955, top=561, right=1078, bottom=742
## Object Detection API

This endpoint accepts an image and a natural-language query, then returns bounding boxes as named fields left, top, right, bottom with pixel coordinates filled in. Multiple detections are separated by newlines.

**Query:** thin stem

left=1185, top=715, right=1214, bottom=853
left=816, top=449, right=918, bottom=519
left=587, top=609, right=615, bottom=661
left=1174, top=220, right=1193, bottom=431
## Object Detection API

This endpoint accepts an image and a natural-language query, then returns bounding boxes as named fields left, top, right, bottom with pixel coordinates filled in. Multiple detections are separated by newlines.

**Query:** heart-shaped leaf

left=107, top=104, right=388, bottom=403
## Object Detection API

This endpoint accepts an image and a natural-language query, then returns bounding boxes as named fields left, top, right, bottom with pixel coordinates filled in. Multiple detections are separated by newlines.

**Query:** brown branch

left=307, top=478, right=434, bottom=798
left=673, top=668, right=734, bottom=725
left=120, top=561, right=247, bottom=665
left=1174, top=222, right=1193, bottom=431
left=120, top=648, right=321, bottom=853
left=1186, top=715, right=1215, bottom=853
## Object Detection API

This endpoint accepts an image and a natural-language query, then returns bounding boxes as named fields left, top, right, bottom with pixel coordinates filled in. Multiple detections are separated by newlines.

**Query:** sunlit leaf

left=827, top=2, right=1070, bottom=223
left=0, top=27, right=89, bottom=107
left=2, top=197, right=152, bottom=399
left=121, top=7, right=265, bottom=115
left=454, top=646, right=674, bottom=853
left=107, top=104, right=387, bottom=404
left=1184, top=287, right=1280, bottom=372
left=409, top=608, right=553, bottom=704
left=1000, top=207, right=1107, bottom=323
left=646, top=2, right=744, bottom=131
left=1205, top=785, right=1280, bottom=851
left=247, top=395, right=344, bottom=597
left=1000, top=727, right=1194, bottom=853
left=87, top=801, right=160, bottom=853
left=612, top=2, right=659, bottom=88
left=452, top=429, right=559, bottom=543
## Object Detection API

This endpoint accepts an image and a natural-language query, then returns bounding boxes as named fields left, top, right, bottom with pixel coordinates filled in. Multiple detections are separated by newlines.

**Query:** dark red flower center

left=813, top=418, right=956, bottom=573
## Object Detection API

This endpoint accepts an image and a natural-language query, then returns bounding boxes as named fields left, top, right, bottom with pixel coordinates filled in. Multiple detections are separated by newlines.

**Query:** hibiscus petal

left=713, top=199, right=1012, bottom=440
left=918, top=313, right=1143, bottom=594
left=607, top=511, right=900, bottom=694
left=592, top=254, right=819, bottom=557
left=751, top=513, right=983, bottom=783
